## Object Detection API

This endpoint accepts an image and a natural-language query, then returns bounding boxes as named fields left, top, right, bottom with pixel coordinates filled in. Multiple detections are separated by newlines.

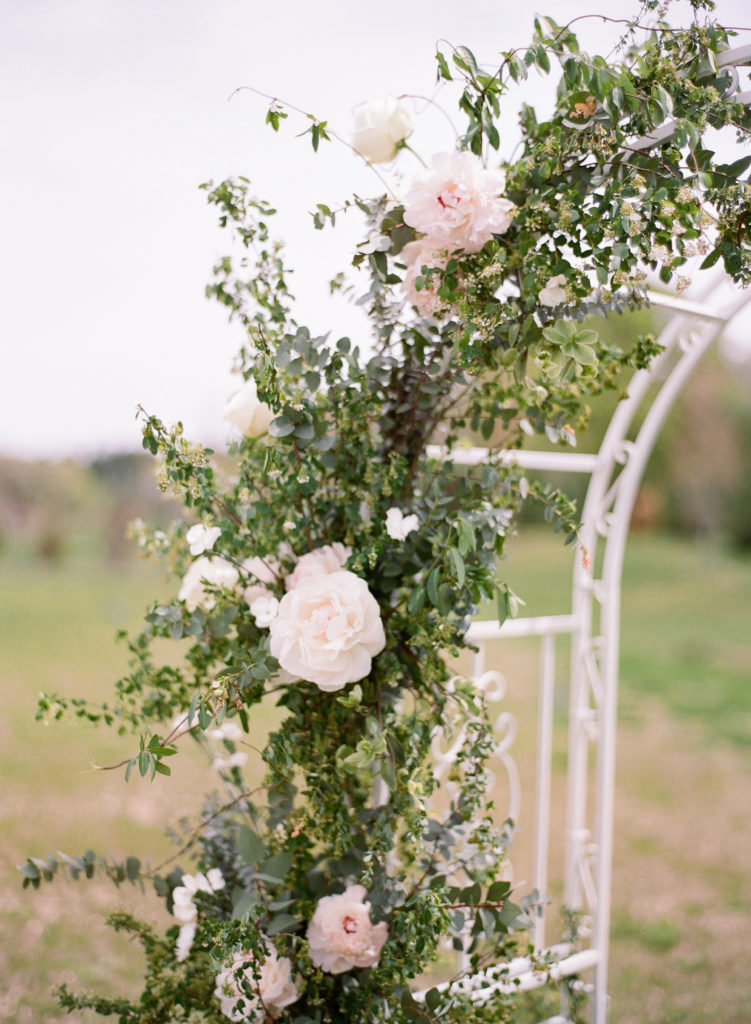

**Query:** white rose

left=178, top=556, right=240, bottom=612
left=215, top=947, right=300, bottom=1022
left=403, top=150, right=515, bottom=253
left=269, top=570, right=385, bottom=692
left=352, top=96, right=411, bottom=164
left=307, top=884, right=388, bottom=974
left=186, top=523, right=221, bottom=555
left=385, top=507, right=419, bottom=541
left=285, top=542, right=351, bottom=592
left=224, top=378, right=275, bottom=438
left=538, top=273, right=568, bottom=307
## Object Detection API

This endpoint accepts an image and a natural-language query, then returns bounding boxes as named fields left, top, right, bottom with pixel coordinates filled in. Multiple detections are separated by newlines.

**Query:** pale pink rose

left=215, top=947, right=299, bottom=1022
left=224, top=378, right=275, bottom=438
left=285, top=543, right=351, bottom=592
left=352, top=95, right=411, bottom=163
left=402, top=240, right=451, bottom=317
left=538, top=273, right=568, bottom=307
left=307, top=884, right=388, bottom=974
left=403, top=150, right=514, bottom=253
left=178, top=556, right=240, bottom=612
left=269, top=570, right=385, bottom=692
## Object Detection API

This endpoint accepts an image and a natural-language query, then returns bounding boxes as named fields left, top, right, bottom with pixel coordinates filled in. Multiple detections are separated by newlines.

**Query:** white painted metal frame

left=414, top=39, right=751, bottom=1023
left=420, top=275, right=751, bottom=1022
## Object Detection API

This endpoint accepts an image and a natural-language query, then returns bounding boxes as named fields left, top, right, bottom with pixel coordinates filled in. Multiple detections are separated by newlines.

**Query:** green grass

left=2, top=531, right=750, bottom=1023
left=499, top=529, right=751, bottom=751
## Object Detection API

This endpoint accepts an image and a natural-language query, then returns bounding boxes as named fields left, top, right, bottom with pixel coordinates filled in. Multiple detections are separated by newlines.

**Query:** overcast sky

left=2, top=0, right=750, bottom=460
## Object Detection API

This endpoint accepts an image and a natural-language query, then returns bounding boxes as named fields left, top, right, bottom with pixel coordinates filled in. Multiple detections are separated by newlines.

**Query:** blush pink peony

left=403, top=150, right=514, bottom=254
left=307, top=884, right=388, bottom=974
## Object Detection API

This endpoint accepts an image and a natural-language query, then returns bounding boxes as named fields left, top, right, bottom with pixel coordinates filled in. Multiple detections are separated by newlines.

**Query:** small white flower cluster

left=172, top=868, right=225, bottom=962
left=538, top=274, right=567, bottom=307
left=385, top=507, right=419, bottom=541
left=210, top=720, right=248, bottom=774
left=186, top=523, right=221, bottom=555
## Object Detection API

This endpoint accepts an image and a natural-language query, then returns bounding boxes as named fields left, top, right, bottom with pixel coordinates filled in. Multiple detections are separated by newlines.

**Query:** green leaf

left=448, top=547, right=466, bottom=588
left=268, top=416, right=296, bottom=438
left=238, top=826, right=266, bottom=865
left=258, top=851, right=292, bottom=883
left=266, top=913, right=300, bottom=935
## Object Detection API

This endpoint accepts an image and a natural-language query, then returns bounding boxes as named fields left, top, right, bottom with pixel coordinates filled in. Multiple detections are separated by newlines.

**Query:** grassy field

left=1, top=530, right=750, bottom=1023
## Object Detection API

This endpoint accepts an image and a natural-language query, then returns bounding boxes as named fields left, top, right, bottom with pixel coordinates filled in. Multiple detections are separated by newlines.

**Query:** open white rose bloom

left=269, top=569, right=385, bottom=691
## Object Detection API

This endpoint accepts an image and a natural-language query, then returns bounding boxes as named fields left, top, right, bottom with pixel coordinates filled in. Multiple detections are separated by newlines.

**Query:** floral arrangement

left=25, top=5, right=750, bottom=1023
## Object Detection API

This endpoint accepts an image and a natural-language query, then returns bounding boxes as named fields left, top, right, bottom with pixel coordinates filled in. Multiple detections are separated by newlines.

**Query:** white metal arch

left=421, top=279, right=751, bottom=1023
left=414, top=39, right=751, bottom=1022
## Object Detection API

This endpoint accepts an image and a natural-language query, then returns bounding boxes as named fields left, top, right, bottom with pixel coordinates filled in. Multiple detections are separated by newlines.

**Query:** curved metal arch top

left=415, top=37, right=751, bottom=1023
left=422, top=276, right=751, bottom=1022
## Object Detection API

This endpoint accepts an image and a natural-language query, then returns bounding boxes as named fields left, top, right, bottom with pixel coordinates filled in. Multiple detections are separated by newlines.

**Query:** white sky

left=2, top=0, right=750, bottom=460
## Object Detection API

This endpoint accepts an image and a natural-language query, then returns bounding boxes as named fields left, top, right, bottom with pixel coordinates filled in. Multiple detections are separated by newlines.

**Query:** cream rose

left=269, top=569, right=385, bottom=692
left=403, top=150, right=514, bottom=253
left=352, top=96, right=411, bottom=163
left=307, top=884, right=388, bottom=974
left=285, top=542, right=351, bottom=592
left=224, top=378, right=275, bottom=438
left=178, top=556, right=240, bottom=612
left=215, top=946, right=300, bottom=1022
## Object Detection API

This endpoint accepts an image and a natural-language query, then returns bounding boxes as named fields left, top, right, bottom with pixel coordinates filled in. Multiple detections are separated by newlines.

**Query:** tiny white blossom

left=385, top=507, right=419, bottom=541
left=250, top=594, right=280, bottom=628
left=210, top=721, right=244, bottom=743
left=538, top=274, right=568, bottom=307
left=176, top=922, right=196, bottom=963
left=212, top=751, right=248, bottom=773
left=186, top=524, right=222, bottom=556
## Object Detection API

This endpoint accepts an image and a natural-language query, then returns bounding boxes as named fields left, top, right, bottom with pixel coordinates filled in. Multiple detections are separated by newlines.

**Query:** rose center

left=437, top=184, right=460, bottom=210
left=342, top=916, right=358, bottom=935
left=310, top=604, right=336, bottom=640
